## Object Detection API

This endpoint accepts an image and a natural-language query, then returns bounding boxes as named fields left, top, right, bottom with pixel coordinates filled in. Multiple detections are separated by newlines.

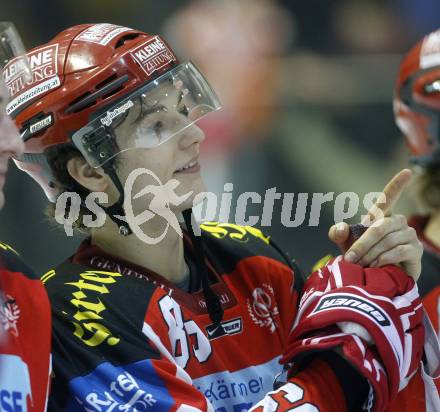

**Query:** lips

left=174, top=157, right=200, bottom=174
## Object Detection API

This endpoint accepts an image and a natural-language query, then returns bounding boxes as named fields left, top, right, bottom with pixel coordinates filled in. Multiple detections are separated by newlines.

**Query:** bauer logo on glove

left=312, top=293, right=391, bottom=327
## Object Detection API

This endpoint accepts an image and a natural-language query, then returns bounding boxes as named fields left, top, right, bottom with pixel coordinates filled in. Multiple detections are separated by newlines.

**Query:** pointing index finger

left=361, top=169, right=412, bottom=226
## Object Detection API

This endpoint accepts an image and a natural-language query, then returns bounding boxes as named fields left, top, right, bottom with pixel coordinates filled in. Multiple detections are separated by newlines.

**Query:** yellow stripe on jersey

left=0, top=241, right=19, bottom=256
left=312, top=254, right=333, bottom=273
left=200, top=222, right=270, bottom=244
left=41, top=269, right=56, bottom=284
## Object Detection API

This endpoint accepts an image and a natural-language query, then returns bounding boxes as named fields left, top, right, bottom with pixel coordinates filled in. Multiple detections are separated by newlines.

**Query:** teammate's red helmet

left=3, top=23, right=220, bottom=200
left=394, top=29, right=440, bottom=166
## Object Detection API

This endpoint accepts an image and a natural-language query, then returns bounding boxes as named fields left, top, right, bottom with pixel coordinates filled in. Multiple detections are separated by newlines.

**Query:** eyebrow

left=130, top=87, right=184, bottom=125
left=131, top=103, right=168, bottom=125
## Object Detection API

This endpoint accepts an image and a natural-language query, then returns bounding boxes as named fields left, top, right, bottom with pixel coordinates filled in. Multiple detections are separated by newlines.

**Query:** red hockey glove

left=282, top=256, right=424, bottom=411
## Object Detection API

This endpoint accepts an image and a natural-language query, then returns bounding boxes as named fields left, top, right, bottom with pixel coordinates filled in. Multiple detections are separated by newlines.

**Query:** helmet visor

left=72, top=62, right=221, bottom=168
left=0, top=22, right=32, bottom=91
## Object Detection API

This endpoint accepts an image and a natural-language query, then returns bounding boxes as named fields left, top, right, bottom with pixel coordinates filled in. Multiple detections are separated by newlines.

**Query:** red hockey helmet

left=3, top=23, right=220, bottom=201
left=394, top=29, right=440, bottom=166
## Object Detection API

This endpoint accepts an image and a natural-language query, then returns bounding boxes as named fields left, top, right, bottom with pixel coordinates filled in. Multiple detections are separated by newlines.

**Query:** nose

left=0, top=115, right=24, bottom=157
left=178, top=122, right=206, bottom=150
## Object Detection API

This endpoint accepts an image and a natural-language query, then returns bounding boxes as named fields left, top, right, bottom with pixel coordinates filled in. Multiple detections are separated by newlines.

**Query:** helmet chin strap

left=101, top=161, right=133, bottom=236
left=182, top=209, right=223, bottom=326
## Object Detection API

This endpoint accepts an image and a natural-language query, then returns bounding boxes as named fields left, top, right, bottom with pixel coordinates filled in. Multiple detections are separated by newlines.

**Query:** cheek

left=116, top=148, right=177, bottom=204
left=142, top=146, right=176, bottom=175
left=118, top=150, right=173, bottom=184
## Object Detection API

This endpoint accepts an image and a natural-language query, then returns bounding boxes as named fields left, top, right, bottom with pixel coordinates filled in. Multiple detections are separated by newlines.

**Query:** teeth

left=177, top=161, right=197, bottom=172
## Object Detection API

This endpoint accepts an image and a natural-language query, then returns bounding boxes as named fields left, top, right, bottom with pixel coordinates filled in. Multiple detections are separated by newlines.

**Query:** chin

left=178, top=175, right=205, bottom=197
left=173, top=181, right=207, bottom=213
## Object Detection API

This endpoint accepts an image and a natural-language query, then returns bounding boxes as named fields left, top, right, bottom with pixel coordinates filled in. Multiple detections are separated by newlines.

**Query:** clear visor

left=72, top=62, right=221, bottom=168
left=0, top=22, right=32, bottom=92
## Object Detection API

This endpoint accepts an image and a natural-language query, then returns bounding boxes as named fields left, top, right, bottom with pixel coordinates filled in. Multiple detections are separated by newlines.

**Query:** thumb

left=328, top=222, right=350, bottom=252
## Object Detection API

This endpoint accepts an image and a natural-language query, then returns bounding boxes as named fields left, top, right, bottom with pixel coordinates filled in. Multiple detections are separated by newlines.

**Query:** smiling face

left=66, top=64, right=219, bottom=227
left=0, top=81, right=24, bottom=208
left=110, top=83, right=208, bottom=215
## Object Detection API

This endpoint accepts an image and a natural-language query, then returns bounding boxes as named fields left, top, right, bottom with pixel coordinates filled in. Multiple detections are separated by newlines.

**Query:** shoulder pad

left=200, top=222, right=280, bottom=264
left=200, top=222, right=304, bottom=294
left=0, top=242, right=37, bottom=279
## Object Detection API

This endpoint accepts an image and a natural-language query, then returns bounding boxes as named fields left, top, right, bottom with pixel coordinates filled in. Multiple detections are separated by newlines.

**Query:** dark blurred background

left=1, top=0, right=439, bottom=275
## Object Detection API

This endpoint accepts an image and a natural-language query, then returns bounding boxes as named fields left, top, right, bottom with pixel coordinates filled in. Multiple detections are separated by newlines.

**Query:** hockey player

left=0, top=22, right=51, bottom=412
left=394, top=27, right=440, bottom=338
left=6, top=23, right=435, bottom=411
left=393, top=28, right=440, bottom=406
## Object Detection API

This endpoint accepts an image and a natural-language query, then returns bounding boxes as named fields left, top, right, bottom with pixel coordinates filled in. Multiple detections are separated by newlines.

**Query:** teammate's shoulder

left=0, top=241, right=37, bottom=279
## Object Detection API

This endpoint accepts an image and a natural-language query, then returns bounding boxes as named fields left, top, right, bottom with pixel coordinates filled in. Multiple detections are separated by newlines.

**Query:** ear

left=66, top=157, right=109, bottom=193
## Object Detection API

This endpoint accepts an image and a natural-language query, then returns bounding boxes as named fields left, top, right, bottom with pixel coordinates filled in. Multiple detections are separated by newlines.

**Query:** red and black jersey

left=43, top=223, right=433, bottom=411
left=0, top=241, right=52, bottom=412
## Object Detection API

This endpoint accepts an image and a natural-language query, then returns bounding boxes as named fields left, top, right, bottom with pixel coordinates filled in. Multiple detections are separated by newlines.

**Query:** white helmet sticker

left=3, top=43, right=60, bottom=115
left=130, top=36, right=177, bottom=76
left=420, top=30, right=440, bottom=69
left=100, top=100, right=134, bottom=127
left=29, top=114, right=54, bottom=135
left=75, top=24, right=132, bottom=46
